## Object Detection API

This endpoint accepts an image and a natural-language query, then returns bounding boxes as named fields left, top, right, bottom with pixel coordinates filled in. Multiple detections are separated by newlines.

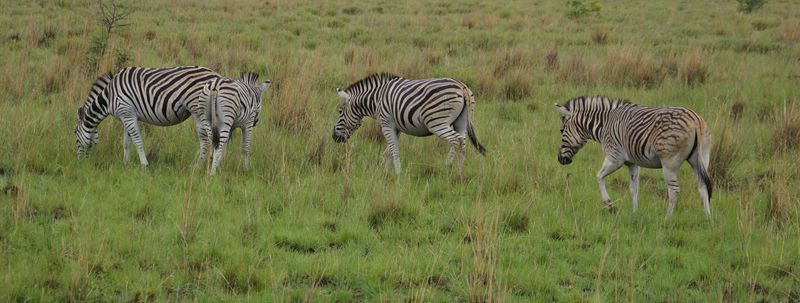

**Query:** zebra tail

left=461, top=85, right=486, bottom=156
left=467, top=122, right=486, bottom=156
left=691, top=128, right=713, bottom=199
left=209, top=87, right=221, bottom=149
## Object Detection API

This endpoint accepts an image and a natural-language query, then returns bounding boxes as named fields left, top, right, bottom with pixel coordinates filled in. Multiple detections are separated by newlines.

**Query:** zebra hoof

left=606, top=204, right=618, bottom=214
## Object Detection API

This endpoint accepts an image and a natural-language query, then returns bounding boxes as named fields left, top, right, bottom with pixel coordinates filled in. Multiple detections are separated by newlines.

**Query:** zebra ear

left=336, top=88, right=350, bottom=102
left=555, top=104, right=571, bottom=118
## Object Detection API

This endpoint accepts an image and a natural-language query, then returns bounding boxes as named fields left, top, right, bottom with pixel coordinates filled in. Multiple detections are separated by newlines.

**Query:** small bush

left=114, top=48, right=131, bottom=70
left=737, top=0, right=766, bottom=13
left=144, top=30, right=156, bottom=40
left=772, top=103, right=800, bottom=153
left=566, top=0, right=602, bottom=18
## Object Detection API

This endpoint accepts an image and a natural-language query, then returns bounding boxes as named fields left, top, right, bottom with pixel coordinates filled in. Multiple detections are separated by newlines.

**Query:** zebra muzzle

left=558, top=155, right=573, bottom=165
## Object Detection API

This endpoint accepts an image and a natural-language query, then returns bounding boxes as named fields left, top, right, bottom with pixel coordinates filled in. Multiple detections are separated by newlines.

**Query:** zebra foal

left=555, top=96, right=712, bottom=218
left=75, top=66, right=222, bottom=166
left=202, top=72, right=270, bottom=175
left=332, top=73, right=486, bottom=174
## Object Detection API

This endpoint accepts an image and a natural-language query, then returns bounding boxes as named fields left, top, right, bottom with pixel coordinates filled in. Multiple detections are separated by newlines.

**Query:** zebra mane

left=240, top=72, right=260, bottom=86
left=345, top=73, right=401, bottom=92
left=85, top=72, right=113, bottom=103
left=563, top=96, right=632, bottom=112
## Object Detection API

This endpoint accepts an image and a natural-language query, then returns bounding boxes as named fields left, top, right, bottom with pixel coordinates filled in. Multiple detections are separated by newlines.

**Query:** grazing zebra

left=555, top=96, right=712, bottom=217
left=332, top=73, right=486, bottom=174
left=75, top=66, right=222, bottom=166
left=202, top=72, right=271, bottom=175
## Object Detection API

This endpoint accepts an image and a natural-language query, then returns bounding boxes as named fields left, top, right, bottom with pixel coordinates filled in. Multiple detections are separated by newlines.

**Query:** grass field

left=1, top=0, right=800, bottom=301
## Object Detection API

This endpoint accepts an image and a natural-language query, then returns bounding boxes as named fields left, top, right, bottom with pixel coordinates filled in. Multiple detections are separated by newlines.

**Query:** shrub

left=566, top=0, right=602, bottom=18
left=737, top=0, right=766, bottom=13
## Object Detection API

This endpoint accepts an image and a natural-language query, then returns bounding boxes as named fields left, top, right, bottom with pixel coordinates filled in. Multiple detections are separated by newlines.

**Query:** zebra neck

left=82, top=102, right=110, bottom=128
left=351, top=92, right=380, bottom=118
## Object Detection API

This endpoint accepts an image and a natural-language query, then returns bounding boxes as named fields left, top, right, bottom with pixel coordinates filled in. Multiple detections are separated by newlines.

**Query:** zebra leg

left=121, top=116, right=149, bottom=167
left=192, top=117, right=210, bottom=167
left=430, top=127, right=466, bottom=166
left=628, top=165, right=640, bottom=212
left=123, top=129, right=131, bottom=163
left=241, top=126, right=253, bottom=171
left=381, top=124, right=401, bottom=174
left=597, top=157, right=624, bottom=212
left=210, top=125, right=232, bottom=175
left=661, top=165, right=681, bottom=218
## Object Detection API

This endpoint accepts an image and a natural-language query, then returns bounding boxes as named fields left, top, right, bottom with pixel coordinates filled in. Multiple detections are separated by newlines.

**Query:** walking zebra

left=202, top=72, right=271, bottom=175
left=332, top=73, right=486, bottom=174
left=555, top=96, right=712, bottom=217
left=75, top=66, right=222, bottom=166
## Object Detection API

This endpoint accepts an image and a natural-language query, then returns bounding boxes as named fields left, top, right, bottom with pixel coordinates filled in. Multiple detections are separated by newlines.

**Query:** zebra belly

left=136, top=109, right=191, bottom=126
left=400, top=126, right=433, bottom=137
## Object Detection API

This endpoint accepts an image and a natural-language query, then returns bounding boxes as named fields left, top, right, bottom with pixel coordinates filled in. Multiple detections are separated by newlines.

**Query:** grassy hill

left=1, top=0, right=799, bottom=301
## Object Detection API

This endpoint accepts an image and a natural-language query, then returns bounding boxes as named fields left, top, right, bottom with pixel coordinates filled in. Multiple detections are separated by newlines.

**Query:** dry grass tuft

left=772, top=102, right=800, bottom=153
left=498, top=68, right=533, bottom=101
left=559, top=55, right=597, bottom=86
left=591, top=28, right=608, bottom=44
left=681, top=49, right=708, bottom=87
left=778, top=21, right=800, bottom=44
left=368, top=198, right=414, bottom=229
left=545, top=47, right=559, bottom=71
left=710, top=120, right=738, bottom=189
left=144, top=30, right=156, bottom=41
left=42, top=59, right=68, bottom=94
left=768, top=165, right=794, bottom=225
left=602, top=45, right=662, bottom=88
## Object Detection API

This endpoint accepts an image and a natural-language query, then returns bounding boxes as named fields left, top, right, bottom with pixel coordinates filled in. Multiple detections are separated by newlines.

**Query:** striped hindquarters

left=108, top=66, right=221, bottom=125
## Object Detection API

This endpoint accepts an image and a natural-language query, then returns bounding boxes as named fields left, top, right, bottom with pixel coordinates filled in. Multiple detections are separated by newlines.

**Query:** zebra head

left=75, top=107, right=99, bottom=156
left=555, top=104, right=588, bottom=165
left=239, top=72, right=271, bottom=127
left=75, top=73, right=112, bottom=156
left=332, top=88, right=361, bottom=143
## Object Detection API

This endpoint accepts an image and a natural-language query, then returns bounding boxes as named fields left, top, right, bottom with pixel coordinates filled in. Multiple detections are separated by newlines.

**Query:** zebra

left=202, top=72, right=271, bottom=175
left=332, top=73, right=486, bottom=174
left=555, top=96, right=712, bottom=218
left=75, top=66, right=222, bottom=166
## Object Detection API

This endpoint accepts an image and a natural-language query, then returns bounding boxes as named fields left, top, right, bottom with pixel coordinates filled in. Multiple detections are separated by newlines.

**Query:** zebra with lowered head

left=202, top=72, right=271, bottom=175
left=75, top=66, right=222, bottom=166
left=555, top=96, right=712, bottom=218
left=332, top=73, right=486, bottom=174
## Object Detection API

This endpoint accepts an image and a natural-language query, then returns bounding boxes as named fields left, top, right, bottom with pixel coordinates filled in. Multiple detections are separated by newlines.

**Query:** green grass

left=2, top=0, right=800, bottom=301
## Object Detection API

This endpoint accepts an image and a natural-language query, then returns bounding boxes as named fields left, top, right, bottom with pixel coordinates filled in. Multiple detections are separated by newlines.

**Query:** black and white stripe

left=555, top=96, right=712, bottom=217
left=332, top=73, right=486, bottom=174
left=202, top=72, right=270, bottom=175
left=75, top=66, right=222, bottom=166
